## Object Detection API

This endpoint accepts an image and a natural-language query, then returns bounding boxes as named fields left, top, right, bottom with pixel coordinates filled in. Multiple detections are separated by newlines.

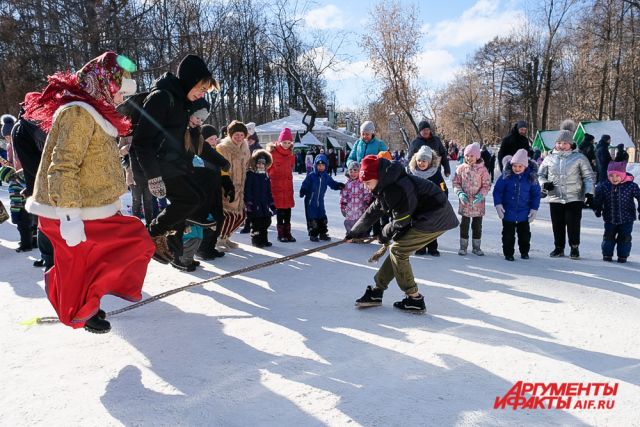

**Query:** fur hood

left=408, top=150, right=442, bottom=176
left=249, top=148, right=273, bottom=171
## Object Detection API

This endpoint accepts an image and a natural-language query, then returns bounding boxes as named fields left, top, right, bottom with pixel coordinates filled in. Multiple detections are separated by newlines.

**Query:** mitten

left=495, top=204, right=505, bottom=220
left=221, top=175, right=235, bottom=203
left=473, top=194, right=484, bottom=205
left=528, top=209, right=537, bottom=223
left=148, top=176, right=166, bottom=198
left=56, top=207, right=86, bottom=247
left=584, top=193, right=594, bottom=208
left=457, top=192, right=469, bottom=204
left=543, top=182, right=554, bottom=191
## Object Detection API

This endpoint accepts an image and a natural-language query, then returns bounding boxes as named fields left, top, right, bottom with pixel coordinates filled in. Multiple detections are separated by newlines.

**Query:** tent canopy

left=300, top=132, right=323, bottom=146
left=574, top=120, right=633, bottom=148
left=326, top=136, right=343, bottom=149
left=532, top=130, right=561, bottom=152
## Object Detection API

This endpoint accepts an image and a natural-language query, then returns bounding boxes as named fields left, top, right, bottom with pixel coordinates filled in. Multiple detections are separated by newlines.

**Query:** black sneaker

left=549, top=248, right=564, bottom=258
left=393, top=294, right=426, bottom=313
left=427, top=249, right=441, bottom=257
left=603, top=256, right=613, bottom=262
left=505, top=255, right=515, bottom=261
left=569, top=246, right=580, bottom=260
left=617, top=257, right=627, bottom=263
left=319, top=234, right=331, bottom=241
left=33, top=259, right=45, bottom=267
left=84, top=313, right=111, bottom=334
left=15, top=245, right=33, bottom=253
left=355, top=286, right=384, bottom=307
left=520, top=254, right=529, bottom=259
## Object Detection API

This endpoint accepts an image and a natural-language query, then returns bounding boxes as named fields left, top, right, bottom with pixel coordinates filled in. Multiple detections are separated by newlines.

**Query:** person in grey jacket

left=538, top=129, right=595, bottom=260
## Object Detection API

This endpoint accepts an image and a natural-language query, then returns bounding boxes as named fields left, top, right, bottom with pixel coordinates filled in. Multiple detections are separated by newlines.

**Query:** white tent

left=576, top=120, right=634, bottom=148
left=300, top=132, right=323, bottom=146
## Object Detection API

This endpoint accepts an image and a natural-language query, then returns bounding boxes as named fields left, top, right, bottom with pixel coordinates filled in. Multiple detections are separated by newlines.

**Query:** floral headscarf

left=23, top=51, right=133, bottom=136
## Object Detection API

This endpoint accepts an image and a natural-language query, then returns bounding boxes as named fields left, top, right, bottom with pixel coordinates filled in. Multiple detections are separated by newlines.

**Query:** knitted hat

left=416, top=145, right=432, bottom=161
left=359, top=155, right=380, bottom=181
left=555, top=130, right=574, bottom=144
left=583, top=133, right=595, bottom=144
left=516, top=120, right=528, bottom=130
left=246, top=122, right=256, bottom=135
left=607, top=161, right=627, bottom=180
left=464, top=142, right=481, bottom=158
left=1, top=114, right=16, bottom=137
left=177, top=54, right=214, bottom=95
left=511, top=148, right=529, bottom=166
left=418, top=120, right=431, bottom=132
left=201, top=124, right=218, bottom=140
left=360, top=120, right=375, bottom=134
left=347, top=160, right=360, bottom=171
left=377, top=151, right=392, bottom=161
left=227, top=120, right=248, bottom=137
left=600, top=134, right=611, bottom=144
left=278, top=127, right=293, bottom=143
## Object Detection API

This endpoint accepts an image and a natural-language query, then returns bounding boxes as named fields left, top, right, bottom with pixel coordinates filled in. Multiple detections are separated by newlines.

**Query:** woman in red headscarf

left=24, top=52, right=155, bottom=334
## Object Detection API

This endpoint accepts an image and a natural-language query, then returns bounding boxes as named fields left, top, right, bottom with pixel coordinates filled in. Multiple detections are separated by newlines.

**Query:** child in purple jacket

left=340, top=161, right=373, bottom=233
left=593, top=161, right=640, bottom=263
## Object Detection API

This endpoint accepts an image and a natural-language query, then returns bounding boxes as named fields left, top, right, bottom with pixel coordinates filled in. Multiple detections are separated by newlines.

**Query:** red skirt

left=39, top=214, right=155, bottom=328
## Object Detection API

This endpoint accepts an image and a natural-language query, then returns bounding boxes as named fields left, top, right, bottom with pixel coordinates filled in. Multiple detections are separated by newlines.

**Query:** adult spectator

left=347, top=121, right=388, bottom=165
left=578, top=133, right=596, bottom=172
left=408, top=121, right=450, bottom=179
left=614, top=143, right=629, bottom=162
left=595, top=134, right=612, bottom=184
left=498, top=120, right=532, bottom=171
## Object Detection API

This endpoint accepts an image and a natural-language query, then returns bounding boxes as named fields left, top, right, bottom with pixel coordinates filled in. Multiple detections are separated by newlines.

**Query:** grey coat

left=538, top=149, right=594, bottom=203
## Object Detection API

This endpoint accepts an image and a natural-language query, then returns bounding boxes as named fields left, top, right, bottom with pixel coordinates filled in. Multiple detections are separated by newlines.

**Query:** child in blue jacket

left=593, top=161, right=640, bottom=263
left=300, top=154, right=344, bottom=241
left=493, top=149, right=541, bottom=261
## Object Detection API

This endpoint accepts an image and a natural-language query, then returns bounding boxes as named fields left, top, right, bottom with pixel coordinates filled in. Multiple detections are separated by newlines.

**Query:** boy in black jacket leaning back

left=346, top=155, right=459, bottom=313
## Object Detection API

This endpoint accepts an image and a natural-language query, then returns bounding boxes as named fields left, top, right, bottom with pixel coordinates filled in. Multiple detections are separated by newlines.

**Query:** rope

left=33, top=237, right=375, bottom=325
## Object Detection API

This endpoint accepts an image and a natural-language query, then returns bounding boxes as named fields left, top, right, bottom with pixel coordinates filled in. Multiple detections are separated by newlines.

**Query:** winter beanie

left=600, top=134, right=611, bottom=144
left=347, top=160, right=360, bottom=171
left=555, top=130, right=574, bottom=144
left=190, top=98, right=210, bottom=122
left=464, top=142, right=481, bottom=158
left=177, top=54, right=213, bottom=95
left=377, top=151, right=392, bottom=161
left=201, top=124, right=218, bottom=140
left=418, top=120, right=431, bottom=132
left=246, top=122, right=256, bottom=136
left=278, top=127, right=293, bottom=143
left=1, top=114, right=16, bottom=137
left=560, top=119, right=576, bottom=133
left=360, top=120, right=375, bottom=134
left=511, top=148, right=529, bottom=166
left=607, top=161, right=627, bottom=181
left=359, top=155, right=380, bottom=181
left=583, top=133, right=595, bottom=144
left=227, top=120, right=248, bottom=137
left=516, top=120, right=528, bottom=130
left=416, top=145, right=433, bottom=161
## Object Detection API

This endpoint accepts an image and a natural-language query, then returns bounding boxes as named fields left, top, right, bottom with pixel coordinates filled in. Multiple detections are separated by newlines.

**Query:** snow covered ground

left=1, top=166, right=639, bottom=426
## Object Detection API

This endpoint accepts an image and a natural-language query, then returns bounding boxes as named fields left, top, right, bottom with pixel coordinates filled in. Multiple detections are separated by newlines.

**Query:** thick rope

left=33, top=237, right=375, bottom=325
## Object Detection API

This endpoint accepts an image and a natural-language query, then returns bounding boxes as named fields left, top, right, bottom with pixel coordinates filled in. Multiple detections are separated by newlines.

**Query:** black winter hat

left=516, top=120, right=528, bottom=129
left=600, top=134, right=611, bottom=143
left=201, top=124, right=218, bottom=140
left=583, top=133, right=595, bottom=143
left=1, top=114, right=16, bottom=137
left=177, top=54, right=213, bottom=95
left=418, top=120, right=430, bottom=132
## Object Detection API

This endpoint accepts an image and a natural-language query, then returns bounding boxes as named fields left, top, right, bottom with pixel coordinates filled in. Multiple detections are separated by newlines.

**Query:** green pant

left=374, top=228, right=444, bottom=295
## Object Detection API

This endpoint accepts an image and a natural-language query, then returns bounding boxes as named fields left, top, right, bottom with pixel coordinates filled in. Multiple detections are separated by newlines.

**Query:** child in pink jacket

left=452, top=143, right=491, bottom=256
left=340, top=161, right=373, bottom=233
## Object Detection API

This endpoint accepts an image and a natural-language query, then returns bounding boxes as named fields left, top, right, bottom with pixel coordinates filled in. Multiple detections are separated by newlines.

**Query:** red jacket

left=267, top=143, right=295, bottom=209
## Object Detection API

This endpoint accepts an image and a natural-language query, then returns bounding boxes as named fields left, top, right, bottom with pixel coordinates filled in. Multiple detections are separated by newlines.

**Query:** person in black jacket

left=578, top=133, right=596, bottom=172
left=595, top=134, right=612, bottom=184
left=346, top=155, right=459, bottom=313
left=614, top=143, right=629, bottom=162
left=131, top=54, right=218, bottom=264
left=244, top=149, right=276, bottom=247
left=408, top=120, right=451, bottom=179
left=497, top=120, right=532, bottom=172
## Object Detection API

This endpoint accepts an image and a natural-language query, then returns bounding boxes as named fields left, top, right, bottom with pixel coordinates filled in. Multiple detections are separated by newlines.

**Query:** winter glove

left=379, top=222, right=395, bottom=244
left=336, top=182, right=346, bottom=190
left=595, top=209, right=602, bottom=218
left=221, top=175, right=235, bottom=203
left=148, top=176, right=166, bottom=198
left=269, top=204, right=277, bottom=216
left=543, top=182, right=555, bottom=191
left=56, top=207, right=86, bottom=247
left=584, top=193, right=594, bottom=208
left=528, top=209, right=537, bottom=223
left=495, top=204, right=505, bottom=220
left=472, top=194, right=484, bottom=205
left=221, top=160, right=231, bottom=173
left=457, top=192, right=469, bottom=204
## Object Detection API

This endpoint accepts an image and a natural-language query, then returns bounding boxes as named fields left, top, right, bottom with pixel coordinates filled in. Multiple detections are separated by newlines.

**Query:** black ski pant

left=549, top=201, right=583, bottom=249
left=502, top=220, right=531, bottom=257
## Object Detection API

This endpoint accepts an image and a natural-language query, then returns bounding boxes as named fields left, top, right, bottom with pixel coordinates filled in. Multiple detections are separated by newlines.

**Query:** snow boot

left=284, top=224, right=296, bottom=242
left=549, top=247, right=564, bottom=258
left=277, top=224, right=287, bottom=242
left=427, top=248, right=440, bottom=257
left=319, top=233, right=331, bottom=241
left=393, top=294, right=426, bottom=314
left=84, top=313, right=111, bottom=334
left=569, top=245, right=580, bottom=260
left=171, top=257, right=196, bottom=272
left=603, top=256, right=613, bottom=262
left=355, top=285, right=384, bottom=307
left=472, top=239, right=484, bottom=256
left=617, top=257, right=627, bottom=263
left=150, top=234, right=172, bottom=264
left=415, top=246, right=427, bottom=255
left=458, top=238, right=468, bottom=256
left=33, top=259, right=45, bottom=267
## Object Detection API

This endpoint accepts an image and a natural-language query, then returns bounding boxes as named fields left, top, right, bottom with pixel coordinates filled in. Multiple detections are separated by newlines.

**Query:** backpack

left=117, top=89, right=174, bottom=136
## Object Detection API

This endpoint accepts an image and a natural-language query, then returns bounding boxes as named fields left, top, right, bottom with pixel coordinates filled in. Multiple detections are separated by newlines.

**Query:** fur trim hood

left=249, top=148, right=273, bottom=171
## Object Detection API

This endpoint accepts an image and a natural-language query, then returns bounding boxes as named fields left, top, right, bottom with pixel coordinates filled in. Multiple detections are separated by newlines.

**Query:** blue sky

left=300, top=0, right=525, bottom=109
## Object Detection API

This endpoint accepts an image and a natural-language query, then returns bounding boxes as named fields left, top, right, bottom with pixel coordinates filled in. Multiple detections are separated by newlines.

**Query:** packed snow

left=1, top=164, right=639, bottom=426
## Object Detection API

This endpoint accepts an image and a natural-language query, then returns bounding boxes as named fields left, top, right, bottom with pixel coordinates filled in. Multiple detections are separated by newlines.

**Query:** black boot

left=569, top=245, right=580, bottom=260
left=277, top=224, right=287, bottom=242
left=284, top=223, right=296, bottom=242
left=84, top=313, right=111, bottom=334
left=355, top=286, right=384, bottom=307
left=393, top=294, right=426, bottom=313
